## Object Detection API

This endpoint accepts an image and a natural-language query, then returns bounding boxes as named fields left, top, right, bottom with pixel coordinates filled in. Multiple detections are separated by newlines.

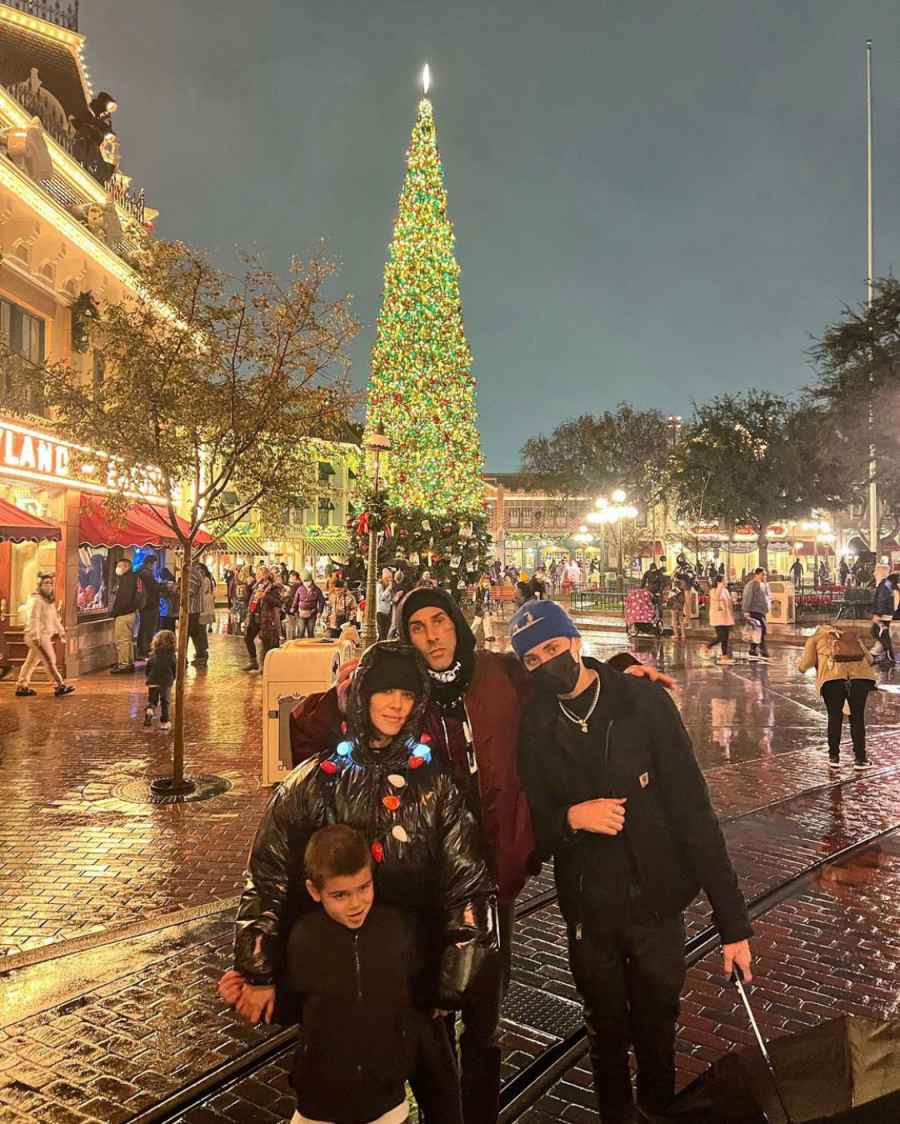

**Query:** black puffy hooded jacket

left=234, top=641, right=498, bottom=1007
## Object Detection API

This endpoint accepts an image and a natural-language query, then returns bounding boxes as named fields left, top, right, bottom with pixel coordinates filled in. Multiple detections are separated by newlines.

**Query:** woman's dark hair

left=289, top=570, right=300, bottom=581
left=305, top=824, right=371, bottom=889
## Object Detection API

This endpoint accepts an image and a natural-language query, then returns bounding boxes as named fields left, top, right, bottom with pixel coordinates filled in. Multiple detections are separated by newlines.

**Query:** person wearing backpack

left=110, top=557, right=142, bottom=673
left=798, top=623, right=877, bottom=769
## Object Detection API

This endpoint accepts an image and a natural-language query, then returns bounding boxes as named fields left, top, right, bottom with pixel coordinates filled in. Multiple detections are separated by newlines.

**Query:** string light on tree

left=364, top=63, right=484, bottom=517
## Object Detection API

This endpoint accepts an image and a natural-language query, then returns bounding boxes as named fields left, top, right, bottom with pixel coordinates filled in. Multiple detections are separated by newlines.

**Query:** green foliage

left=39, top=238, right=359, bottom=541
left=669, top=391, right=844, bottom=560
left=811, top=277, right=900, bottom=502
left=521, top=404, right=674, bottom=504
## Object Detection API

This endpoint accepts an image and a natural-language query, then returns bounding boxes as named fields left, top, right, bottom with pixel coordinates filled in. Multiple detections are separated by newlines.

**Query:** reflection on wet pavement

left=0, top=630, right=897, bottom=1123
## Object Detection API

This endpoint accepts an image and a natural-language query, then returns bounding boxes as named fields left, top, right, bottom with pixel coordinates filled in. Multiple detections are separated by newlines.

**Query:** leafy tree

left=670, top=392, right=844, bottom=568
left=811, top=277, right=900, bottom=531
left=520, top=404, right=674, bottom=505
left=40, top=238, right=357, bottom=791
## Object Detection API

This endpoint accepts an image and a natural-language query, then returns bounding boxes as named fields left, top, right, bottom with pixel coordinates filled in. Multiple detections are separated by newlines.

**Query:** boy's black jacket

left=519, top=659, right=752, bottom=943
left=285, top=903, right=422, bottom=1124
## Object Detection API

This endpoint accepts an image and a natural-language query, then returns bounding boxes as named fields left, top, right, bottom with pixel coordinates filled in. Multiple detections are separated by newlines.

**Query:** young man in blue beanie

left=510, top=600, right=753, bottom=1124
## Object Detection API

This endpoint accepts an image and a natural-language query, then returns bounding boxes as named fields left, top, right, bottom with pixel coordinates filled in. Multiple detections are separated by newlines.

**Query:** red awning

left=135, top=504, right=214, bottom=547
left=79, top=496, right=167, bottom=548
left=78, top=498, right=215, bottom=548
left=0, top=496, right=61, bottom=542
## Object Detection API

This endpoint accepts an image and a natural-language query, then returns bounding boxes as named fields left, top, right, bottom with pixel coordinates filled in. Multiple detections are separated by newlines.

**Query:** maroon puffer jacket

left=290, top=650, right=538, bottom=905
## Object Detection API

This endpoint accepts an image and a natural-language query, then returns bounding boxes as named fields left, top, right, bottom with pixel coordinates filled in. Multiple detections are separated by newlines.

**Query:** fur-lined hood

left=345, top=641, right=431, bottom=758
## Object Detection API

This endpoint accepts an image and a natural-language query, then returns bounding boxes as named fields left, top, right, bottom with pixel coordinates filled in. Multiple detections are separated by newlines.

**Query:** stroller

left=625, top=587, right=667, bottom=638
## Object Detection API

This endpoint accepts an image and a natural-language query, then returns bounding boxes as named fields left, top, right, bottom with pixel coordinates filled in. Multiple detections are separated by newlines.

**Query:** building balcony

left=4, top=0, right=78, bottom=32
left=3, top=73, right=145, bottom=226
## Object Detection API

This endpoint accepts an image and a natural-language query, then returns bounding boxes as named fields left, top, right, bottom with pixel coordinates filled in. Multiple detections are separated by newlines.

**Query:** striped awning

left=213, top=534, right=264, bottom=556
left=303, top=531, right=351, bottom=557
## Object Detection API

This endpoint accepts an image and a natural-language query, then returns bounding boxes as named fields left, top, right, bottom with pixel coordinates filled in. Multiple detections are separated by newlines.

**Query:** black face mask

left=531, top=650, right=581, bottom=696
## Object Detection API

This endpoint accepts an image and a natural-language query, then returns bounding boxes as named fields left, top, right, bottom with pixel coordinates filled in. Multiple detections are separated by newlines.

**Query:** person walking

left=110, top=557, right=141, bottom=673
left=135, top=554, right=163, bottom=660
left=701, top=573, right=734, bottom=665
left=144, top=629, right=176, bottom=731
left=15, top=575, right=74, bottom=697
left=291, top=572, right=326, bottom=639
left=799, top=622, right=877, bottom=769
left=871, top=563, right=898, bottom=667
left=741, top=567, right=771, bottom=662
left=376, top=567, right=395, bottom=640
left=669, top=578, right=689, bottom=641
left=790, top=558, right=803, bottom=588
left=511, top=600, right=752, bottom=1124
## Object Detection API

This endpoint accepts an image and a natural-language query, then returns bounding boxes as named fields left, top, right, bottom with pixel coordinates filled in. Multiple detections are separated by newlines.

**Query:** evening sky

left=84, top=0, right=900, bottom=470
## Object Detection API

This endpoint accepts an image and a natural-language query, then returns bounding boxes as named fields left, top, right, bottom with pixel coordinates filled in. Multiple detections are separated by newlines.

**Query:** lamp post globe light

left=362, top=425, right=391, bottom=649
left=585, top=491, right=638, bottom=588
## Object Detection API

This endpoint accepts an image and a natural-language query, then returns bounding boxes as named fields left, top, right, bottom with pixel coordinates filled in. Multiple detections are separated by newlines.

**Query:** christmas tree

left=365, top=90, right=484, bottom=515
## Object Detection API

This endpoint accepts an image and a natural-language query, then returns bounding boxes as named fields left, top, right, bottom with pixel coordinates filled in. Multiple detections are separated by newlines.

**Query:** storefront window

left=78, top=545, right=110, bottom=614
left=0, top=482, right=63, bottom=625
left=9, top=539, right=57, bottom=624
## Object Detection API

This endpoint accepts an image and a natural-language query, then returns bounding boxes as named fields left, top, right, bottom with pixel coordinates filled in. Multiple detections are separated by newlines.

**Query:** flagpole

left=866, top=39, right=878, bottom=563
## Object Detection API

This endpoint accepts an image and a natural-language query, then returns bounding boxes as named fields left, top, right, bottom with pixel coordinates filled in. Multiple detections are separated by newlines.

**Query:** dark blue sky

left=85, top=1, right=900, bottom=470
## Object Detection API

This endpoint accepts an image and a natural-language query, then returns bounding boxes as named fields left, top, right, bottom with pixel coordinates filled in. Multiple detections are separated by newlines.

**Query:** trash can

left=261, top=636, right=357, bottom=785
left=768, top=579, right=795, bottom=625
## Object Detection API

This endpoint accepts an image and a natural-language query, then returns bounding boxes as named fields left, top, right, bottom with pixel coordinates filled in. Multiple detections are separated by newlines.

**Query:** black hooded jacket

left=519, top=658, right=752, bottom=943
left=235, top=642, right=498, bottom=1006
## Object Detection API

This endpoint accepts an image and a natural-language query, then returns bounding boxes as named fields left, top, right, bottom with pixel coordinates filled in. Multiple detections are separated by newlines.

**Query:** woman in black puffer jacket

left=231, top=641, right=498, bottom=1012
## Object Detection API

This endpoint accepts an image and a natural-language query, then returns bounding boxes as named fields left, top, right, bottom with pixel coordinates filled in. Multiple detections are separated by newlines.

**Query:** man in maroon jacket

left=290, top=587, right=666, bottom=1124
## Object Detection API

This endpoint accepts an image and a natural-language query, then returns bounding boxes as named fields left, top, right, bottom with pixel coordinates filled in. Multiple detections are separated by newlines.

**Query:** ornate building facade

left=0, top=0, right=166, bottom=676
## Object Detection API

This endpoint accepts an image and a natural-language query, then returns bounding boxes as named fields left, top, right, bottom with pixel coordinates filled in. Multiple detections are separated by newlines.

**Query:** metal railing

left=4, top=0, right=78, bottom=30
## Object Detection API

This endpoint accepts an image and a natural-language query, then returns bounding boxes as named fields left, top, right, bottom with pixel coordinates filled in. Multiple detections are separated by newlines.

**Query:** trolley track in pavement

left=496, top=822, right=900, bottom=1122
left=122, top=765, right=900, bottom=1124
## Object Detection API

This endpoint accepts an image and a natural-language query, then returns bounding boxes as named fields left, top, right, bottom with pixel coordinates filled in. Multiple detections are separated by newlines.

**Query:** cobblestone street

left=1, top=630, right=898, bottom=1123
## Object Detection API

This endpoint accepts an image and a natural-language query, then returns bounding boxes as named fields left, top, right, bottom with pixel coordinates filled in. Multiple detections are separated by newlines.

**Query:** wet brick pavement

left=1, top=631, right=898, bottom=1122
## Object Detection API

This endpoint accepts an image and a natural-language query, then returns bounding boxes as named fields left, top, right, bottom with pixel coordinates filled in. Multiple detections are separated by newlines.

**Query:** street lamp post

left=587, top=492, right=638, bottom=592
left=362, top=425, right=391, bottom=649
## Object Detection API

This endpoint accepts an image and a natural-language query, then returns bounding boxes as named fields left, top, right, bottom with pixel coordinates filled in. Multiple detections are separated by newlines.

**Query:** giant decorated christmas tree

left=354, top=77, right=489, bottom=589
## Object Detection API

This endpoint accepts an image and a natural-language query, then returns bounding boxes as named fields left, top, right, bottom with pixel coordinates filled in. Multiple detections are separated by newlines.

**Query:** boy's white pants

left=291, top=1104, right=407, bottom=1124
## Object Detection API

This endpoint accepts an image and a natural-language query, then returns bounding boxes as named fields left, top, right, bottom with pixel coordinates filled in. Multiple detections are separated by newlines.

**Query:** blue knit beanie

left=509, top=600, right=580, bottom=660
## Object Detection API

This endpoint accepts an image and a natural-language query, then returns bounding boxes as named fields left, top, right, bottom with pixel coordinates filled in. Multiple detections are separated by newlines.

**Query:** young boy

left=234, top=824, right=460, bottom=1124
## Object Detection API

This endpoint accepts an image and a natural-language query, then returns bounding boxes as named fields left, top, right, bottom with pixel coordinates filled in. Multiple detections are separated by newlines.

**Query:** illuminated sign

left=0, top=417, right=166, bottom=502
